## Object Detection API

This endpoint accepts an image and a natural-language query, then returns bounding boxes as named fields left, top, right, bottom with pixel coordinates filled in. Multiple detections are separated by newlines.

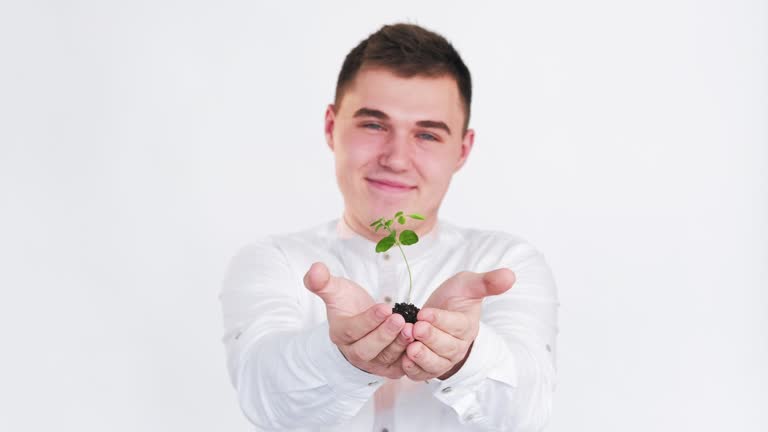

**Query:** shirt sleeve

left=432, top=241, right=559, bottom=431
left=219, top=238, right=384, bottom=429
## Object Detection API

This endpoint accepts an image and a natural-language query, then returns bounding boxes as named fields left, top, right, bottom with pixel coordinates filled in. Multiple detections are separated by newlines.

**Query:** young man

left=220, top=23, right=559, bottom=431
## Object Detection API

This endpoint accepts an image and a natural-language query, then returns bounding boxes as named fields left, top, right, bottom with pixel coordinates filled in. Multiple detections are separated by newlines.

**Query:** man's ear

left=454, top=128, right=475, bottom=172
left=324, top=104, right=336, bottom=151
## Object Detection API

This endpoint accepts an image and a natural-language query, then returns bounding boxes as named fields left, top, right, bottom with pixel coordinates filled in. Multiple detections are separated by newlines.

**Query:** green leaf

left=375, top=235, right=396, bottom=253
left=397, top=215, right=406, bottom=225
left=369, top=219, right=381, bottom=227
left=399, top=229, right=419, bottom=245
left=374, top=224, right=382, bottom=233
left=408, top=213, right=425, bottom=220
left=385, top=219, right=393, bottom=228
left=394, top=211, right=403, bottom=218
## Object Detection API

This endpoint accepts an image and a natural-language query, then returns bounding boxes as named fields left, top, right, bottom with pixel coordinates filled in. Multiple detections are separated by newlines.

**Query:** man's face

left=325, top=67, right=475, bottom=238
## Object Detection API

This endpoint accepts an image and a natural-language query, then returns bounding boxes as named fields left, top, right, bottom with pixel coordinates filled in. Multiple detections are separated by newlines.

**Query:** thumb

left=303, top=262, right=338, bottom=304
left=465, top=268, right=516, bottom=299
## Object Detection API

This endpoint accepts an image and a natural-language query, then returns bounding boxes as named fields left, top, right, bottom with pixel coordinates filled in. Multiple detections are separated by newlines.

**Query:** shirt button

left=384, top=296, right=392, bottom=304
left=382, top=428, right=389, bottom=432
left=383, top=253, right=390, bottom=260
left=441, top=386, right=452, bottom=393
left=546, top=344, right=552, bottom=352
left=464, top=412, right=476, bottom=421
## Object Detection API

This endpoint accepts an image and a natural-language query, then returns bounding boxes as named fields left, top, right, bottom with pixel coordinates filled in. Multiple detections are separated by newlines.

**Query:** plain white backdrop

left=1, top=1, right=766, bottom=431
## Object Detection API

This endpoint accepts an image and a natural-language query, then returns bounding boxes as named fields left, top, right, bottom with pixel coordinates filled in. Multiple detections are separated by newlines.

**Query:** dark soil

left=392, top=302, right=420, bottom=324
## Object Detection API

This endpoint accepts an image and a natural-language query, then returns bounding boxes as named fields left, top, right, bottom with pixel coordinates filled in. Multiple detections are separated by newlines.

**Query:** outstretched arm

left=401, top=242, right=559, bottom=431
left=219, top=238, right=415, bottom=429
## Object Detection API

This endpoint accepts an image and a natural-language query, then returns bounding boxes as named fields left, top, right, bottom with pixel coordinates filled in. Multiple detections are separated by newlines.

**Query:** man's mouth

left=366, top=178, right=416, bottom=192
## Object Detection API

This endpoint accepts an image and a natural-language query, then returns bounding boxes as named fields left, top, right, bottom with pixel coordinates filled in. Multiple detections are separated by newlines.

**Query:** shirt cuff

left=305, top=320, right=385, bottom=395
left=433, top=321, right=518, bottom=402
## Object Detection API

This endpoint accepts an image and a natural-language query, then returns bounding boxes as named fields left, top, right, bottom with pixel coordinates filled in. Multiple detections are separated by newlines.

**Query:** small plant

left=369, top=211, right=425, bottom=323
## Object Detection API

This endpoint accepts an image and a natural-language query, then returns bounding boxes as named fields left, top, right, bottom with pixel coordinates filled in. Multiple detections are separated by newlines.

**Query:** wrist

left=438, top=340, right=474, bottom=380
left=338, top=345, right=375, bottom=374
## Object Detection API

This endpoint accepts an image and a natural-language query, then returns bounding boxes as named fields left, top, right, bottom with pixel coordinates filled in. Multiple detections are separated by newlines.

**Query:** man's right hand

left=303, top=262, right=414, bottom=379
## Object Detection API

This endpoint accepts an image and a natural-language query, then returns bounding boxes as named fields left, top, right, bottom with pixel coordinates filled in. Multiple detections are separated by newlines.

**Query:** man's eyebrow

left=353, top=107, right=452, bottom=135
left=353, top=108, right=389, bottom=120
left=416, top=120, right=451, bottom=136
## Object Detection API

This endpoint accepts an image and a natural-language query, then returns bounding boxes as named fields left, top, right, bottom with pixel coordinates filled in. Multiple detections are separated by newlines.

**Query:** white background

left=1, top=1, right=766, bottom=431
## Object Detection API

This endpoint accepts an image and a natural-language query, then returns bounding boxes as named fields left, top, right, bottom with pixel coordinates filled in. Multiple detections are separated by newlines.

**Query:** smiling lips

left=366, top=178, right=416, bottom=192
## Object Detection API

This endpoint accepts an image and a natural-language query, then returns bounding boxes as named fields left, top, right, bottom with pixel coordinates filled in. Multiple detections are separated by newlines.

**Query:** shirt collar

left=335, top=216, right=441, bottom=263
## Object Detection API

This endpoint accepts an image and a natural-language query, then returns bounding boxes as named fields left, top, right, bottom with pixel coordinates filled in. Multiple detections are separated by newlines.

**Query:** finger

left=378, top=358, right=407, bottom=380
left=482, top=268, right=516, bottom=296
left=303, top=262, right=338, bottom=303
left=417, top=308, right=471, bottom=339
left=401, top=355, right=430, bottom=381
left=346, top=313, right=405, bottom=362
left=412, top=320, right=466, bottom=363
left=401, top=356, right=425, bottom=380
left=406, top=341, right=453, bottom=376
left=373, top=322, right=414, bottom=366
left=332, top=303, right=392, bottom=345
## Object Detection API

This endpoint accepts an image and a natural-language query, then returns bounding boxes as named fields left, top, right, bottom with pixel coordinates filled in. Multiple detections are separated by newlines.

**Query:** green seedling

left=369, top=211, right=425, bottom=323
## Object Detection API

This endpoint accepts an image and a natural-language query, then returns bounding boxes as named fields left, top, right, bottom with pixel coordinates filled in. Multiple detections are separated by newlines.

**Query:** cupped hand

left=400, top=268, right=516, bottom=381
left=304, top=262, right=415, bottom=379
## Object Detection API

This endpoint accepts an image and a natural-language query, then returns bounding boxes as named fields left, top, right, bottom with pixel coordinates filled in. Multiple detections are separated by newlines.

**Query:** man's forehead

left=347, top=67, right=461, bottom=100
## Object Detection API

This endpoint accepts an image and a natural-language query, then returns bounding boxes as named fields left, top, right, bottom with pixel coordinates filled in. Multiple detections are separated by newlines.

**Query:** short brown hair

left=334, top=23, right=473, bottom=132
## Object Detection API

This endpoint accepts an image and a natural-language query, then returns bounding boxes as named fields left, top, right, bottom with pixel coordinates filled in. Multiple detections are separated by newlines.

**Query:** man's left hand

left=400, top=268, right=516, bottom=381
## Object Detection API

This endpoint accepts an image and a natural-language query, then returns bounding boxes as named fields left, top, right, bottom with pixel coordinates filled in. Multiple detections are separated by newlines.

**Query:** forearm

left=433, top=242, right=559, bottom=431
left=431, top=321, right=556, bottom=431
left=220, top=240, right=384, bottom=429
left=230, top=321, right=383, bottom=429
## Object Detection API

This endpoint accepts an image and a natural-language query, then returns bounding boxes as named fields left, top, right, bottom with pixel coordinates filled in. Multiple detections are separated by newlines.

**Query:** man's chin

left=366, top=200, right=418, bottom=220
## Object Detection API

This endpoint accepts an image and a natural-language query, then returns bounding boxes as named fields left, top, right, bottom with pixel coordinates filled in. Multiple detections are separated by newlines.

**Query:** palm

left=323, top=276, right=376, bottom=320
left=423, top=269, right=516, bottom=315
left=422, top=272, right=484, bottom=316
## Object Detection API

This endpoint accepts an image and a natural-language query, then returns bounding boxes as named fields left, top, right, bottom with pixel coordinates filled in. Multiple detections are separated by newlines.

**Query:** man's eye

left=417, top=133, right=438, bottom=141
left=363, top=123, right=385, bottom=130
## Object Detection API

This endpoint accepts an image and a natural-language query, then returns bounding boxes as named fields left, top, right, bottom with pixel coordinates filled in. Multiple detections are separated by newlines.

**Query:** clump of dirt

left=392, top=302, right=420, bottom=324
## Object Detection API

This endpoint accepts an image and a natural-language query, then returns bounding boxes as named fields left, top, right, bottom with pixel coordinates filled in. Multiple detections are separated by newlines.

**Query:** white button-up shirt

left=219, top=217, right=559, bottom=431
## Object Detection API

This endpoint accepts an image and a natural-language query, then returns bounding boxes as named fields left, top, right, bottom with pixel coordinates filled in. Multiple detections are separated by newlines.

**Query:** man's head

left=325, top=23, right=475, bottom=240
left=334, top=23, right=473, bottom=133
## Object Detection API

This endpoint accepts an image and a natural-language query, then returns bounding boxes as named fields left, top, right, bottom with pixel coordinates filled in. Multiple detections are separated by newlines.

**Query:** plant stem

left=384, top=225, right=414, bottom=304
left=396, top=242, right=414, bottom=304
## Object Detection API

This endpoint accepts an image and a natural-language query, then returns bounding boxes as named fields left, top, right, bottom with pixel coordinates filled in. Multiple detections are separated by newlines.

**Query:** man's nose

left=379, top=132, right=412, bottom=171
